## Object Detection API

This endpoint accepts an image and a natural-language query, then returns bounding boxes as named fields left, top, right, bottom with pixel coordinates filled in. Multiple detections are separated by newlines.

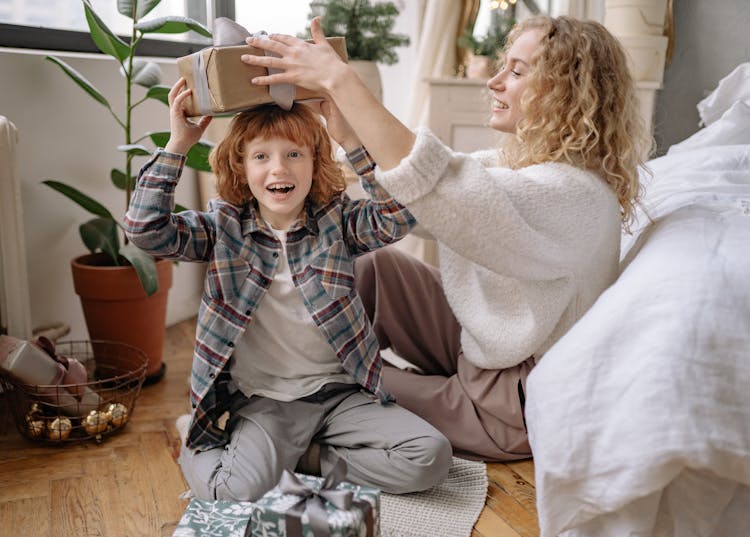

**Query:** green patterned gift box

left=173, top=499, right=255, bottom=537
left=174, top=463, right=379, bottom=537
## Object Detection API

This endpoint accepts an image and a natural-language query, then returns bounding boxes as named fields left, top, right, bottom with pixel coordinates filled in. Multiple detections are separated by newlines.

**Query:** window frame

left=0, top=23, right=208, bottom=57
left=0, top=1, right=236, bottom=57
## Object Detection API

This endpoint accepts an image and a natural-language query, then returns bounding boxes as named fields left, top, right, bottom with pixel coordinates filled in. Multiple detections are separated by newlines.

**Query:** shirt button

left=245, top=310, right=251, bottom=316
left=227, top=341, right=234, bottom=348
left=272, top=252, right=279, bottom=258
left=209, top=372, right=215, bottom=379
left=191, top=404, right=196, bottom=409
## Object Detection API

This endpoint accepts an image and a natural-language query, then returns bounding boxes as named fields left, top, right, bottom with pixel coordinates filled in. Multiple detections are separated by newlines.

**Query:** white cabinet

left=426, top=77, right=497, bottom=153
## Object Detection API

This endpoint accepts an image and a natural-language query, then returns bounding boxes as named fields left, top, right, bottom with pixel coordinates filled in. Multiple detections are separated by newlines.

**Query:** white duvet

left=525, top=67, right=750, bottom=537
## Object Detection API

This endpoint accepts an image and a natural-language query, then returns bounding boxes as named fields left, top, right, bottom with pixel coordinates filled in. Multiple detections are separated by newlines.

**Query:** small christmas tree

left=303, top=0, right=410, bottom=65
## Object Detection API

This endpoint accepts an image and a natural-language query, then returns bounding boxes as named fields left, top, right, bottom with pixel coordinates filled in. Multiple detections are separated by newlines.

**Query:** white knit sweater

left=376, top=128, right=622, bottom=369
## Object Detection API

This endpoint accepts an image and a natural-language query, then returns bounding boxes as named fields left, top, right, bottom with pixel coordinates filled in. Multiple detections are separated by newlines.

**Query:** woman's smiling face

left=486, top=28, right=543, bottom=134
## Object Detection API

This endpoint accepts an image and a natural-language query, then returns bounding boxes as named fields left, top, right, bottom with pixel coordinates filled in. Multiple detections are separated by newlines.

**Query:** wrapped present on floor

left=173, top=458, right=379, bottom=537
left=177, top=17, right=348, bottom=116
left=173, top=499, right=255, bottom=537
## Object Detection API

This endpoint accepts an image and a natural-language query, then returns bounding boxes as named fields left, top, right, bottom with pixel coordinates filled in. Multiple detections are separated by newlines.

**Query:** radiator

left=0, top=116, right=32, bottom=338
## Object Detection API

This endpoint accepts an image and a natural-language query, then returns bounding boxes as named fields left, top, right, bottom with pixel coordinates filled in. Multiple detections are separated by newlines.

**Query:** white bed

left=525, top=64, right=750, bottom=537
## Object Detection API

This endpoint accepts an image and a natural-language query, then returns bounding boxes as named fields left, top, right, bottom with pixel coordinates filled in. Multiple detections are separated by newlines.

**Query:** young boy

left=124, top=79, right=451, bottom=501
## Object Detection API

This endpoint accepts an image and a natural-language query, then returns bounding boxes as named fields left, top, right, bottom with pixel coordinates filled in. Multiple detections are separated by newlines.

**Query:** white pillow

left=668, top=100, right=750, bottom=154
left=696, top=62, right=750, bottom=126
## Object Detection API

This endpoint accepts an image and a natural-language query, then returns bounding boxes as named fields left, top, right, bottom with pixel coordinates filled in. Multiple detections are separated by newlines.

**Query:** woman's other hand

left=320, top=99, right=361, bottom=153
left=164, top=78, right=212, bottom=156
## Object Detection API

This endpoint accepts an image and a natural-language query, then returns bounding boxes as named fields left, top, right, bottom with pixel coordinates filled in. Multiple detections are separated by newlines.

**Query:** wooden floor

left=0, top=317, right=538, bottom=537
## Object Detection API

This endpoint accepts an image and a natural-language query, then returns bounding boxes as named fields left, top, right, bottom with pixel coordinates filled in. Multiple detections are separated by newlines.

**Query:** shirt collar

left=239, top=199, right=321, bottom=237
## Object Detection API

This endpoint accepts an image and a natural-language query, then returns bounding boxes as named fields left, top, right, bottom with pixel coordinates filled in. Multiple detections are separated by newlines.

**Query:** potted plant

left=459, top=16, right=515, bottom=79
left=42, top=0, right=213, bottom=383
left=301, top=0, right=410, bottom=102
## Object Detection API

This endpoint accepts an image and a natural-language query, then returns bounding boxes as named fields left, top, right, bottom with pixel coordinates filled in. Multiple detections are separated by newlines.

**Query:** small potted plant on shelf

left=459, top=16, right=515, bottom=79
left=42, top=0, right=213, bottom=383
left=301, top=0, right=410, bottom=102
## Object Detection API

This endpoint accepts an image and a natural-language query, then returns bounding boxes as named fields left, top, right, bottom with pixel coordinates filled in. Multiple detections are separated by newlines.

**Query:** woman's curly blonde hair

left=501, top=16, right=653, bottom=230
left=209, top=103, right=346, bottom=206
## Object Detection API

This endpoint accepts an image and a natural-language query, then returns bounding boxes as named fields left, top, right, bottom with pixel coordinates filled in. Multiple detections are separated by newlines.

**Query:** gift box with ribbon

left=250, top=458, right=379, bottom=537
left=172, top=458, right=379, bottom=537
left=176, top=17, right=348, bottom=116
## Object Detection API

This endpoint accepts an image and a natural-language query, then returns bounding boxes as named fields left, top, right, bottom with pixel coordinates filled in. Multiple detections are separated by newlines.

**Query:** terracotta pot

left=71, top=253, right=173, bottom=383
left=349, top=60, right=383, bottom=103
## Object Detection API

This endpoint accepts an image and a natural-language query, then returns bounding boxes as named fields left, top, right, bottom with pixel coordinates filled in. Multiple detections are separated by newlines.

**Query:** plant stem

left=123, top=23, right=139, bottom=247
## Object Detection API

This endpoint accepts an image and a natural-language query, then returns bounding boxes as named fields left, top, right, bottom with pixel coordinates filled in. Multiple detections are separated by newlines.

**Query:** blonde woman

left=241, top=15, right=650, bottom=461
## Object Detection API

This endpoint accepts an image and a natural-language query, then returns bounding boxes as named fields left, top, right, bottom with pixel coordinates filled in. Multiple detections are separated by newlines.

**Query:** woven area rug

left=379, top=457, right=488, bottom=537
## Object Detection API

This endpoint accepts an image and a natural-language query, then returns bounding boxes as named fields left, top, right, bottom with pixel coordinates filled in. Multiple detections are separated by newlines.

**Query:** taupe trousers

left=354, top=247, right=535, bottom=462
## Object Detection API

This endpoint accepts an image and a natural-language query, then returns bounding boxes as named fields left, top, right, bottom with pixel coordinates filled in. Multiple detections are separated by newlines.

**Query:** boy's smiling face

left=243, top=136, right=314, bottom=230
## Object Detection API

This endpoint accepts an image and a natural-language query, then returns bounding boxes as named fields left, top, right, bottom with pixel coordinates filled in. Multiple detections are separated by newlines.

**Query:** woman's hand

left=164, top=78, right=212, bottom=156
left=241, top=17, right=352, bottom=94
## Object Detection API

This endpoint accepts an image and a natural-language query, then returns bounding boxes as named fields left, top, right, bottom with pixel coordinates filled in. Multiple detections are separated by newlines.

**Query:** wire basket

left=0, top=340, right=147, bottom=445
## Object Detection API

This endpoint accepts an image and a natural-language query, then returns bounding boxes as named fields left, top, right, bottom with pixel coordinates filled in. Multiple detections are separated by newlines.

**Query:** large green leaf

left=145, top=84, right=170, bottom=105
left=45, top=56, right=110, bottom=108
left=120, top=243, right=159, bottom=296
left=80, top=217, right=120, bottom=262
left=117, top=144, right=152, bottom=157
left=131, top=59, right=162, bottom=88
left=111, top=168, right=136, bottom=191
left=43, top=180, right=113, bottom=218
left=185, top=141, right=214, bottom=172
left=118, top=0, right=162, bottom=21
left=149, top=131, right=214, bottom=172
left=82, top=0, right=130, bottom=62
left=135, top=16, right=211, bottom=38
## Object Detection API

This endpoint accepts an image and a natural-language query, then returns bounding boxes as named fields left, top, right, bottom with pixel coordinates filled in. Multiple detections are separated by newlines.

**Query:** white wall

left=0, top=49, right=204, bottom=340
left=654, top=0, right=750, bottom=153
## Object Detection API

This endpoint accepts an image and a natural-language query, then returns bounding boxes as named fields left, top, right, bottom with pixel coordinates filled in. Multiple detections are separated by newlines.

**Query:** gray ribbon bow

left=278, top=457, right=354, bottom=537
left=191, top=17, right=294, bottom=114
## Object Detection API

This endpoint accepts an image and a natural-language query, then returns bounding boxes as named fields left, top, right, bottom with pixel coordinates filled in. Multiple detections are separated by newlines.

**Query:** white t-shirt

left=230, top=226, right=355, bottom=401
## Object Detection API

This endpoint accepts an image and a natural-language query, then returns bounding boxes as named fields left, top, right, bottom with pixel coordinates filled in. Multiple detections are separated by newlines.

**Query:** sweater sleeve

left=375, top=128, right=616, bottom=281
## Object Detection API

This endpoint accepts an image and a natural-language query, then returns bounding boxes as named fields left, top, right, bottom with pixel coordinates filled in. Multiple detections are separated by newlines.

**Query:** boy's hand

left=320, top=99, right=361, bottom=153
left=164, top=78, right=212, bottom=155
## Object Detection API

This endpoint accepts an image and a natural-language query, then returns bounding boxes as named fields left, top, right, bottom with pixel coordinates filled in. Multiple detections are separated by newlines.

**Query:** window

left=234, top=1, right=312, bottom=36
left=0, top=0, right=187, bottom=36
left=0, top=0, right=314, bottom=57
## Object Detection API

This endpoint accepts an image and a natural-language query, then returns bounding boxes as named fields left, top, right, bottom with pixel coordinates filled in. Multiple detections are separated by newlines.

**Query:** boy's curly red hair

left=209, top=103, right=346, bottom=206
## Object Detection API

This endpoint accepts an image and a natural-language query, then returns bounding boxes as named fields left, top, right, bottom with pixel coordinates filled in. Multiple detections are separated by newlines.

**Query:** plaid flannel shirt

left=124, top=148, right=415, bottom=451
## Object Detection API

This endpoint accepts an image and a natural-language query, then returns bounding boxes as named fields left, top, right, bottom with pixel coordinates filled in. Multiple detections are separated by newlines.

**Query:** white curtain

left=407, top=1, right=465, bottom=129
left=549, top=0, right=605, bottom=20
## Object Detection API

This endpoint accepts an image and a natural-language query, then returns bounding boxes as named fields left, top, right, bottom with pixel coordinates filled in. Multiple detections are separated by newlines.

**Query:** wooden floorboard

left=0, top=316, right=538, bottom=536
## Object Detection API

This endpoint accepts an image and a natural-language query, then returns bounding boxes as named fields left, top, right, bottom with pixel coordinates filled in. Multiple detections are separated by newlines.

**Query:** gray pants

left=179, top=383, right=452, bottom=501
left=354, top=247, right=535, bottom=462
